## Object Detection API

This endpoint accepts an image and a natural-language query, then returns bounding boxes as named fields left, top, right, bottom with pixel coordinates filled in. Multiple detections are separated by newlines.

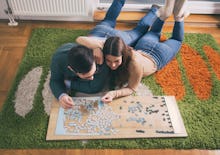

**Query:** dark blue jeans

left=135, top=18, right=184, bottom=70
left=89, top=0, right=158, bottom=46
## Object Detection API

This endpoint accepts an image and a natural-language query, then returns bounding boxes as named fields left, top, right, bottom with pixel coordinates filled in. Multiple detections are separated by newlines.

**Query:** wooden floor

left=0, top=149, right=220, bottom=155
left=0, top=14, right=219, bottom=155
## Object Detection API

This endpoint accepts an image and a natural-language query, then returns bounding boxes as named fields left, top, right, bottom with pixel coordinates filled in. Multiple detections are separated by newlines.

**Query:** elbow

left=75, top=37, right=81, bottom=44
left=76, top=36, right=85, bottom=44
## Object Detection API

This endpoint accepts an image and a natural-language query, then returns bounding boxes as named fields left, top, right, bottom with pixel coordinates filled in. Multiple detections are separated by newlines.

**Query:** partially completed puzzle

left=46, top=96, right=187, bottom=140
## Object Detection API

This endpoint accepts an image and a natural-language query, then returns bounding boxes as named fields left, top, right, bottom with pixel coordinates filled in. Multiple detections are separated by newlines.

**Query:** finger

left=64, top=102, right=73, bottom=109
left=95, top=57, right=100, bottom=64
left=64, top=97, right=73, bottom=106
left=66, top=97, right=74, bottom=105
left=101, top=96, right=107, bottom=101
left=96, top=57, right=102, bottom=65
left=100, top=58, right=104, bottom=64
left=97, top=58, right=103, bottom=65
left=60, top=99, right=72, bottom=109
left=66, top=102, right=73, bottom=108
left=101, top=97, right=110, bottom=102
left=97, top=59, right=102, bottom=65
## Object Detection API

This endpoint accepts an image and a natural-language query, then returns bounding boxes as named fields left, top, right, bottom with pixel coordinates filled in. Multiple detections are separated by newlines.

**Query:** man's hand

left=59, top=94, right=74, bottom=109
left=93, top=48, right=104, bottom=65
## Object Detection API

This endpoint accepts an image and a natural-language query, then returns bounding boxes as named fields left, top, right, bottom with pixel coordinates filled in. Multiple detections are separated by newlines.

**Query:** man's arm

left=49, top=54, right=75, bottom=109
left=49, top=43, right=77, bottom=99
left=49, top=55, right=67, bottom=99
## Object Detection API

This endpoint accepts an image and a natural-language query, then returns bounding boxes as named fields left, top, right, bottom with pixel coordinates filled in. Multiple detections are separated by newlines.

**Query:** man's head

left=67, top=45, right=97, bottom=80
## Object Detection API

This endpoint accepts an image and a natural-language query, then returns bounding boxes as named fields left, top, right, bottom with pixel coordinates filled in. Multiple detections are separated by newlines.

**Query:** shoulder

left=53, top=43, right=78, bottom=58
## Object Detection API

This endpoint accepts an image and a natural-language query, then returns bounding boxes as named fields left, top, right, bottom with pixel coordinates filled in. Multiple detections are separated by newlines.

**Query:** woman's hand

left=59, top=94, right=74, bottom=109
left=101, top=91, right=115, bottom=103
left=93, top=48, right=104, bottom=65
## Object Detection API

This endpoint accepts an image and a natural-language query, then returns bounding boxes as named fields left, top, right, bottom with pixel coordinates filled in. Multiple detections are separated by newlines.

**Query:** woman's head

left=103, top=36, right=133, bottom=87
left=103, top=36, right=126, bottom=70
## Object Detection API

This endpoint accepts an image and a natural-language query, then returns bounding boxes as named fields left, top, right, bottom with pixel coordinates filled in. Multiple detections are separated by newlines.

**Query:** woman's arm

left=101, top=87, right=134, bottom=103
left=102, top=59, right=143, bottom=102
left=76, top=36, right=104, bottom=49
left=76, top=36, right=105, bottom=64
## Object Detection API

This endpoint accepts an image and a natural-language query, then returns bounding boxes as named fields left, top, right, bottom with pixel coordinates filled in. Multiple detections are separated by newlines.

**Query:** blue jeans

left=135, top=18, right=184, bottom=70
left=89, top=0, right=158, bottom=46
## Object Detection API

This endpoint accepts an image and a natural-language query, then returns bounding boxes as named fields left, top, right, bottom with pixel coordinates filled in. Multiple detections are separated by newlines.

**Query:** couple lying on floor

left=50, top=0, right=189, bottom=109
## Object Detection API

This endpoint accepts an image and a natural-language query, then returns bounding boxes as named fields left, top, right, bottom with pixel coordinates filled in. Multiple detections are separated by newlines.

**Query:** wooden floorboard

left=0, top=149, right=220, bottom=155
left=0, top=47, right=24, bottom=91
left=0, top=14, right=219, bottom=154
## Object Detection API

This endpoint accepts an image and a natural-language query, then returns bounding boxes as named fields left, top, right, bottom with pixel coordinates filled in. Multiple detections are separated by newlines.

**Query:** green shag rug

left=0, top=28, right=220, bottom=149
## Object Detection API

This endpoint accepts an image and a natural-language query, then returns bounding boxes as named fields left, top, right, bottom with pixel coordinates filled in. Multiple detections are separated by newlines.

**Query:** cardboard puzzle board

left=46, top=96, right=187, bottom=140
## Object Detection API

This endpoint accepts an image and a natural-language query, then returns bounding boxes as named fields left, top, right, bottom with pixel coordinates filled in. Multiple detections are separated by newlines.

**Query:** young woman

left=101, top=0, right=189, bottom=103
left=76, top=0, right=164, bottom=65
left=75, top=0, right=177, bottom=92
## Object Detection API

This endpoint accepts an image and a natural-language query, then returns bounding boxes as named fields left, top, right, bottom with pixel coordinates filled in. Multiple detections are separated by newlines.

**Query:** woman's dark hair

left=68, top=45, right=94, bottom=74
left=103, top=36, right=133, bottom=87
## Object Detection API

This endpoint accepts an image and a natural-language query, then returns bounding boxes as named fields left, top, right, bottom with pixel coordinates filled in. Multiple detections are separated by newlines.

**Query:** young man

left=50, top=43, right=109, bottom=109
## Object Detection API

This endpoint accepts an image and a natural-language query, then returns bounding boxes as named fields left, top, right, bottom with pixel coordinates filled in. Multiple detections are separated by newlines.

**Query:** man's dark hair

left=68, top=45, right=94, bottom=74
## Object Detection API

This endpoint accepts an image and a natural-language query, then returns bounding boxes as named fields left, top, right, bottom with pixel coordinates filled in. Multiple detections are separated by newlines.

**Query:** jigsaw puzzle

left=46, top=96, right=187, bottom=140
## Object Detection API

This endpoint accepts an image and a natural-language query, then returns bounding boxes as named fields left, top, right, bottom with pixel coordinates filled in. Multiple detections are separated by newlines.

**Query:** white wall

left=0, top=0, right=8, bottom=19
